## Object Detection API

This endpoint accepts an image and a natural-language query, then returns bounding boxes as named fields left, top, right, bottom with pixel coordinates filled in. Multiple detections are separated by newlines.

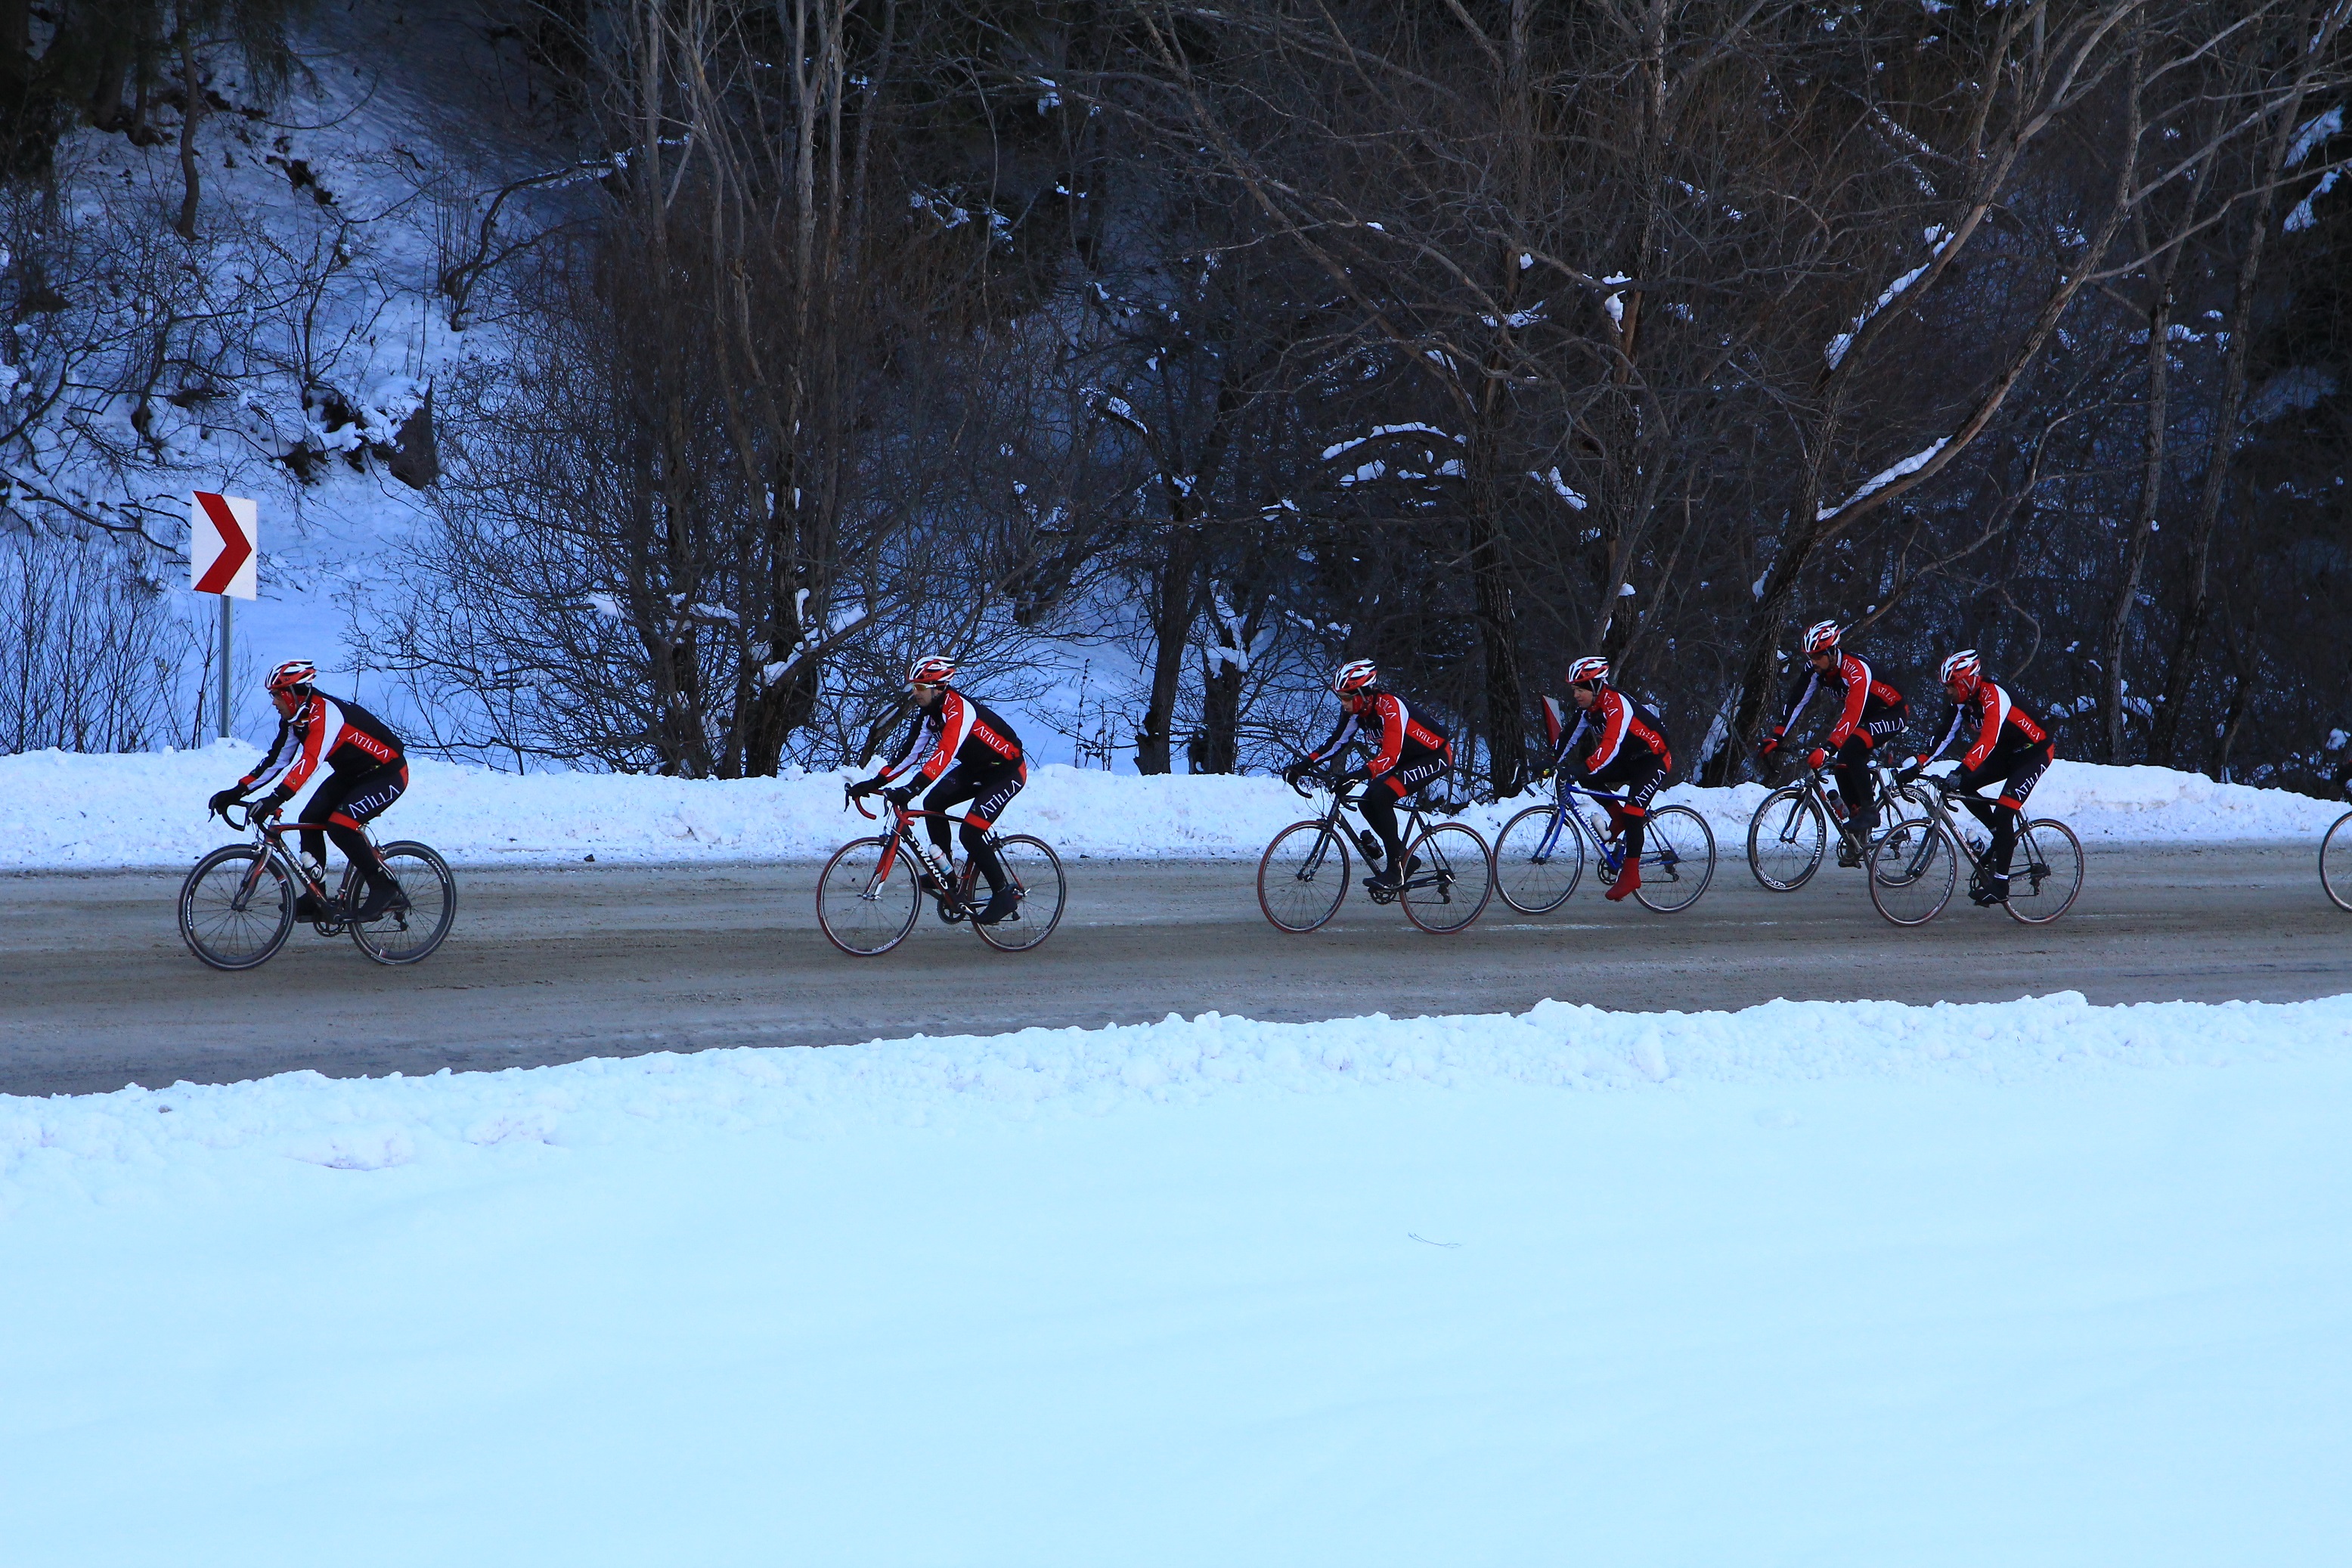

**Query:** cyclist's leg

left=921, top=770, right=978, bottom=863
left=296, top=780, right=339, bottom=871
left=1834, top=735, right=1879, bottom=831
left=960, top=761, right=1027, bottom=919
left=1361, top=775, right=1409, bottom=879
left=1987, top=745, right=2054, bottom=879
left=327, top=762, right=408, bottom=916
left=1587, top=755, right=1662, bottom=897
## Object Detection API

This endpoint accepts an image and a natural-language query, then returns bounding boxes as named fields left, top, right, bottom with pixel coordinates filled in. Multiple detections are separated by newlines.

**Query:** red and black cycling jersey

left=240, top=692, right=404, bottom=800
left=1554, top=689, right=1672, bottom=776
left=879, top=686, right=1024, bottom=786
left=1916, top=680, right=2052, bottom=782
left=1306, top=689, right=1452, bottom=779
left=1775, top=652, right=1908, bottom=750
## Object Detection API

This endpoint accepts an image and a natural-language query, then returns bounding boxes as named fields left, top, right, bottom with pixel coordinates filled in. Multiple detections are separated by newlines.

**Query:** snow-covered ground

left=2, top=745, right=2342, bottom=870
left=5, top=993, right=2349, bottom=1564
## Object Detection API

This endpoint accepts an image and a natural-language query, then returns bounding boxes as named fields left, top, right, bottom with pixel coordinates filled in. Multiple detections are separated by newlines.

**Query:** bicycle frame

left=1910, top=779, right=2040, bottom=879
left=846, top=794, right=1007, bottom=915
left=1790, top=760, right=1911, bottom=847
left=215, top=803, right=368, bottom=919
left=1291, top=775, right=1452, bottom=897
left=1520, top=779, right=1666, bottom=875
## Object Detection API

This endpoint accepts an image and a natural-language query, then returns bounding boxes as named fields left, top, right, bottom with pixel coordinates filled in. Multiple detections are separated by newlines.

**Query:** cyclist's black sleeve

left=1774, top=668, right=1824, bottom=736
left=1304, top=712, right=1365, bottom=767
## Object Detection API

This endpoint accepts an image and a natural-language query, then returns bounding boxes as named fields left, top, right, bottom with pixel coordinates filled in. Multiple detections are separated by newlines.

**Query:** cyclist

left=1761, top=619, right=1910, bottom=865
left=848, top=655, right=1026, bottom=925
left=206, top=660, right=410, bottom=921
left=1281, top=658, right=1454, bottom=891
left=1551, top=655, right=1673, bottom=902
left=1898, top=649, right=2054, bottom=906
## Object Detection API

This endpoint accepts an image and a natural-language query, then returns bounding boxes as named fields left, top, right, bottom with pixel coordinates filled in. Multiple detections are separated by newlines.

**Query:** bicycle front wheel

left=1401, top=822, right=1493, bottom=934
left=179, top=844, right=296, bottom=971
left=1258, top=820, right=1350, bottom=933
left=1746, top=786, right=1826, bottom=892
left=2323, top=813, right=2352, bottom=913
left=974, top=835, right=1067, bottom=952
left=1493, top=804, right=1584, bottom=913
left=818, top=835, right=922, bottom=956
left=350, top=842, right=457, bottom=965
left=1634, top=805, right=1716, bottom=913
left=1869, top=820, right=1957, bottom=926
left=2003, top=820, right=2084, bottom=925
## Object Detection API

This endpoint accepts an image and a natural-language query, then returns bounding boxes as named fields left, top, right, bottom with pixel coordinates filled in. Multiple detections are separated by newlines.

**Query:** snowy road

left=6, top=843, right=2345, bottom=1096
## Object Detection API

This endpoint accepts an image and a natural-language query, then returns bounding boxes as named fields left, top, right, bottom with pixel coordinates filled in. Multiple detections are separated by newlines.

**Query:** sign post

left=190, top=492, right=257, bottom=740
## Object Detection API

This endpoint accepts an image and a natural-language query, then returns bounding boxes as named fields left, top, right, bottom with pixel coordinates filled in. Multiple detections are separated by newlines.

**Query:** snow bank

left=8, top=991, right=2347, bottom=1204
left=6, top=995, right=2351, bottom=1566
left=1, top=745, right=2341, bottom=870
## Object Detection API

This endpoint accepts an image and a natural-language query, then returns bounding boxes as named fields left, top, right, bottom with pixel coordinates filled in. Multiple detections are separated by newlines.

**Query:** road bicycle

left=1492, top=779, right=1718, bottom=916
left=1257, top=772, right=1493, bottom=934
left=817, top=789, right=1068, bottom=956
left=1864, top=776, right=2084, bottom=926
left=1746, top=756, right=1932, bottom=892
left=178, top=801, right=456, bottom=970
left=2323, top=810, right=2352, bottom=912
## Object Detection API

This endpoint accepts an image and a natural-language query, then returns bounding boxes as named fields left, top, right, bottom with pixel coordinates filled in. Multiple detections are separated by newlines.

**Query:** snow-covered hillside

left=2, top=746, right=2341, bottom=869
left=6, top=993, right=2349, bottom=1563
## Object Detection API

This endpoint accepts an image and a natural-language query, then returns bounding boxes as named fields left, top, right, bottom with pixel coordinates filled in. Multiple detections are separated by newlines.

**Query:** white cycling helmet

left=1564, top=655, right=1610, bottom=687
left=1331, top=658, right=1378, bottom=696
left=1939, top=649, right=1982, bottom=687
left=1802, top=619, right=1842, bottom=657
left=906, top=654, right=956, bottom=686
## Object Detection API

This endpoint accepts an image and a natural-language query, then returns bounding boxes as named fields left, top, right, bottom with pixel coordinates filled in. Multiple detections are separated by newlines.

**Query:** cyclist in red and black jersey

left=206, top=660, right=411, bottom=921
left=1762, top=619, right=1911, bottom=865
left=1898, top=649, right=2055, bottom=906
left=1282, top=658, right=1454, bottom=891
left=848, top=655, right=1026, bottom=925
left=1551, top=655, right=1673, bottom=902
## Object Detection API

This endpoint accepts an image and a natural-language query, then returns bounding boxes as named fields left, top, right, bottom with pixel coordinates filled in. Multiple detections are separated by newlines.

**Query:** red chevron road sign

left=191, top=491, right=257, bottom=598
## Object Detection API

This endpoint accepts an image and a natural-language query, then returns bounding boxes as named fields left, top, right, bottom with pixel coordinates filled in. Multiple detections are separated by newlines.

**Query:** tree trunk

left=172, top=6, right=204, bottom=240
left=1135, top=516, right=1199, bottom=775
left=2146, top=14, right=2338, bottom=766
left=1466, top=487, right=1524, bottom=798
left=2097, top=285, right=2172, bottom=761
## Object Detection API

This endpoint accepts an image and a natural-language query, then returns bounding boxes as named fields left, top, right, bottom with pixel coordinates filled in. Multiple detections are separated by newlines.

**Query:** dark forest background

left=5, top=1, right=2350, bottom=793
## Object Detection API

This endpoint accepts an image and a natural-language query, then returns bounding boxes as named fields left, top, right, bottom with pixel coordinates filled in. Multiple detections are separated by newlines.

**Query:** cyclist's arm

left=1582, top=693, right=1631, bottom=771
left=1825, top=656, right=1870, bottom=748
left=1302, top=712, right=1362, bottom=768
left=873, top=711, right=930, bottom=782
left=1365, top=694, right=1407, bottom=778
left=1909, top=703, right=1966, bottom=772
left=1770, top=668, right=1821, bottom=746
left=908, top=692, right=978, bottom=785
left=1958, top=685, right=2008, bottom=775
left=238, top=717, right=299, bottom=792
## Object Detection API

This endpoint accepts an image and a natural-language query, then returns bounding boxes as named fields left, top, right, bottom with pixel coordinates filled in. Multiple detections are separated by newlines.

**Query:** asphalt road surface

left=5, top=844, right=2347, bottom=1097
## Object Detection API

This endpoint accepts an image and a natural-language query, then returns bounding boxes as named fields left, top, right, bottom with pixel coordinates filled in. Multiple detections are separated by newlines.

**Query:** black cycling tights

left=299, top=762, right=406, bottom=885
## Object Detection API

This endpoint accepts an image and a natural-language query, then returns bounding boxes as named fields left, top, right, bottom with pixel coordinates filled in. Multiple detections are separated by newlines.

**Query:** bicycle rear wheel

left=1400, top=822, right=1493, bottom=934
left=1493, top=804, right=1583, bottom=914
left=2323, top=813, right=2352, bottom=913
left=1257, top=820, right=1350, bottom=933
left=2003, top=820, right=2083, bottom=925
left=818, top=835, right=921, bottom=956
left=974, top=835, right=1067, bottom=952
left=1633, top=805, right=1715, bottom=913
left=350, top=842, right=457, bottom=965
left=179, top=844, right=296, bottom=971
left=1868, top=820, right=1957, bottom=926
left=1746, top=786, right=1826, bottom=891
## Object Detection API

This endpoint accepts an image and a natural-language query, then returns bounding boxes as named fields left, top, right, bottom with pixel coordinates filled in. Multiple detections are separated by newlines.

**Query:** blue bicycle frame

left=1523, top=779, right=1676, bottom=875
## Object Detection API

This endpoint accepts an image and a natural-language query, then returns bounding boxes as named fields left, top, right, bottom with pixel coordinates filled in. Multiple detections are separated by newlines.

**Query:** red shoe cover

left=1604, top=862, right=1641, bottom=902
